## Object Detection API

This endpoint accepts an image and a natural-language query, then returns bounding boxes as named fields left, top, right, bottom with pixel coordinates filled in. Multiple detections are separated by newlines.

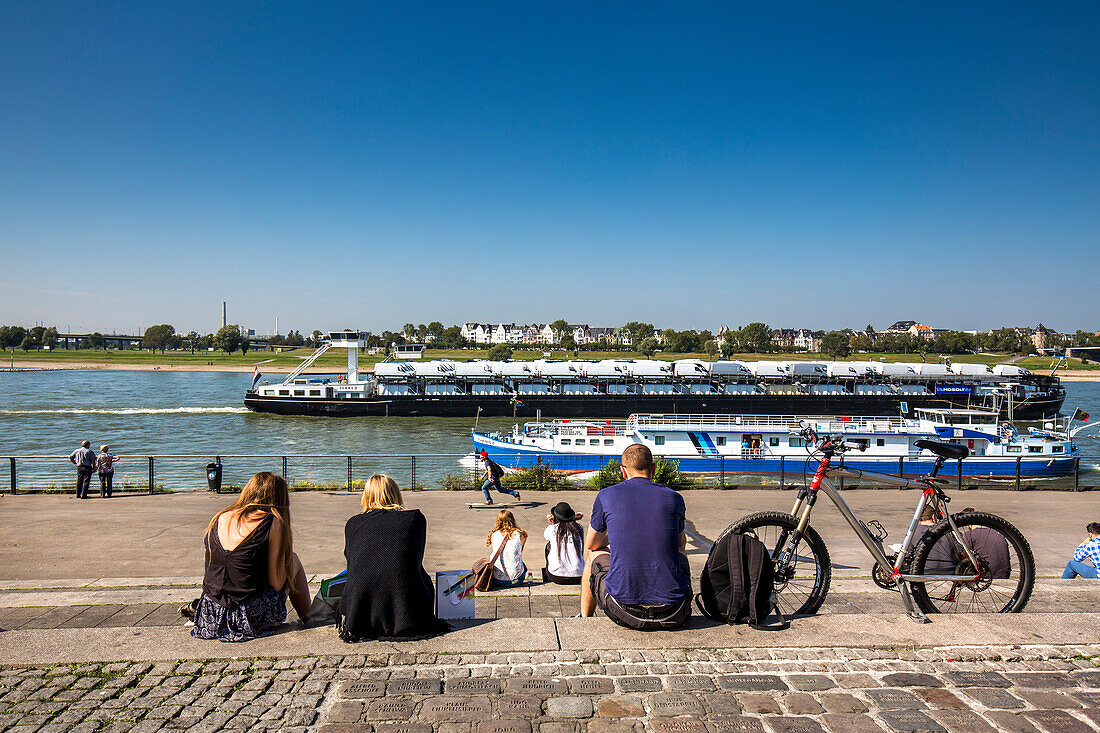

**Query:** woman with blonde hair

left=191, top=472, right=311, bottom=641
left=486, top=509, right=528, bottom=588
left=339, top=474, right=448, bottom=641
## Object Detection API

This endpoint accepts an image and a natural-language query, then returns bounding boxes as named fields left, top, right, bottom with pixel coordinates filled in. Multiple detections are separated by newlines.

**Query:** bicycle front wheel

left=726, top=511, right=831, bottom=617
left=909, top=511, right=1035, bottom=614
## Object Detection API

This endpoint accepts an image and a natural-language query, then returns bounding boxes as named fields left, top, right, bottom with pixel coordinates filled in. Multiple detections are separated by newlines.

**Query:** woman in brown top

left=192, top=472, right=311, bottom=641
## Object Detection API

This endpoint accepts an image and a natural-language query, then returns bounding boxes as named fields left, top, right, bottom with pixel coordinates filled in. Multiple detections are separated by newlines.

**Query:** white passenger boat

left=472, top=408, right=1081, bottom=479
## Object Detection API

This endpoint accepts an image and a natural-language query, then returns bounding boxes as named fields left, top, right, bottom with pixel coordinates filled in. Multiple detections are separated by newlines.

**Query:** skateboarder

left=479, top=450, right=520, bottom=505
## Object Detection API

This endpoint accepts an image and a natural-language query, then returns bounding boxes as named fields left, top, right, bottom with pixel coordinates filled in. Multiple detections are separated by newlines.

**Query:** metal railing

left=3, top=452, right=1097, bottom=494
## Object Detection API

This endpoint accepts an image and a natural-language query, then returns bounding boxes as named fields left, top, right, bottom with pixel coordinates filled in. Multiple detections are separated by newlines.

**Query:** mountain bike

left=725, top=423, right=1035, bottom=623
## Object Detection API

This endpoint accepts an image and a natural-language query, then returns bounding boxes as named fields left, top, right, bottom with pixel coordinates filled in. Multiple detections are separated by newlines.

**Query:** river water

left=1, top=370, right=1098, bottom=491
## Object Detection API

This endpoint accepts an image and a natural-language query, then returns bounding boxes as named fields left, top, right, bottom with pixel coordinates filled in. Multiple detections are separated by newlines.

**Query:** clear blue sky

left=2, top=3, right=1098, bottom=336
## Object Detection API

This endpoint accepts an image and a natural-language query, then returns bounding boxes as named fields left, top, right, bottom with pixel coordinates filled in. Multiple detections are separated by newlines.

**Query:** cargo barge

left=243, top=332, right=1065, bottom=420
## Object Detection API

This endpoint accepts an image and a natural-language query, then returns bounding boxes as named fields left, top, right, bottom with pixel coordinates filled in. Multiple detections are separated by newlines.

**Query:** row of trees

left=0, top=325, right=59, bottom=351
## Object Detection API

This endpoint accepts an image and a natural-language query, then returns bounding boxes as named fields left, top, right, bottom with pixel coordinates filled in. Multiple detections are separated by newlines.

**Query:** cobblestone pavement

left=3, top=645, right=1100, bottom=733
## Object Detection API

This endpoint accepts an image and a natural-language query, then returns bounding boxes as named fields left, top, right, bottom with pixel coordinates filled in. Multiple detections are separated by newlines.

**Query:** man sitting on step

left=579, top=444, right=692, bottom=629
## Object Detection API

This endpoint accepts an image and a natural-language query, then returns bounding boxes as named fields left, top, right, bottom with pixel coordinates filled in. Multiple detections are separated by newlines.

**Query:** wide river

left=1, top=370, right=1098, bottom=491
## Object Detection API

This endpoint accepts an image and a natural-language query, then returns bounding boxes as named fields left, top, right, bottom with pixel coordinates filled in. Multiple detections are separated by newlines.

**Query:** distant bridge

left=54, top=333, right=144, bottom=350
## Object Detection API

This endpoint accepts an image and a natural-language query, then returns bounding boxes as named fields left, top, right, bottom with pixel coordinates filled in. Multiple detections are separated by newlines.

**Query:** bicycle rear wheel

left=909, top=512, right=1034, bottom=614
left=726, top=511, right=831, bottom=616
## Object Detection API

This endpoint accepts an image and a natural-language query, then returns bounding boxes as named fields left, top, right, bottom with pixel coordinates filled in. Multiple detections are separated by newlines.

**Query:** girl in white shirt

left=542, top=502, right=584, bottom=585
left=487, top=510, right=527, bottom=588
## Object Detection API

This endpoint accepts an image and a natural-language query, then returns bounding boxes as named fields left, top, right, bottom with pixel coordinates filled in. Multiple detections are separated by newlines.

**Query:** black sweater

left=339, top=509, right=449, bottom=641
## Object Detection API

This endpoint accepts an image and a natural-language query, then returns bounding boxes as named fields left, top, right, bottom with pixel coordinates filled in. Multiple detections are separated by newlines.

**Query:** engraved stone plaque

left=504, top=678, right=568, bottom=696
left=863, top=689, right=924, bottom=710
left=363, top=700, right=415, bottom=721
left=498, top=695, right=543, bottom=717
left=477, top=721, right=533, bottom=733
left=568, top=677, right=615, bottom=694
left=667, top=675, right=715, bottom=691
left=616, top=676, right=662, bottom=693
left=339, top=681, right=386, bottom=699
left=387, top=678, right=443, bottom=695
left=945, top=672, right=1010, bottom=688
left=420, top=696, right=493, bottom=721
left=650, top=718, right=707, bottom=733
left=877, top=710, right=944, bottom=732
left=374, top=725, right=432, bottom=733
left=716, top=675, right=789, bottom=692
left=445, top=678, right=502, bottom=695
left=763, top=716, right=825, bottom=733
left=648, top=692, right=704, bottom=716
left=708, top=716, right=765, bottom=733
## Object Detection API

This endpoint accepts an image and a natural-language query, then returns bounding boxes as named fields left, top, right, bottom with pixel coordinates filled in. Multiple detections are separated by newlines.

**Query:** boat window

left=654, top=436, right=665, bottom=446
left=293, top=390, right=305, bottom=396
left=877, top=439, right=885, bottom=446
left=604, top=439, right=614, bottom=446
left=789, top=437, right=807, bottom=448
left=310, top=390, right=321, bottom=396
left=1028, top=445, right=1043, bottom=453
left=279, top=390, right=289, bottom=396
left=561, top=438, right=571, bottom=445
left=1052, top=445, right=1064, bottom=453
left=769, top=437, right=779, bottom=447
left=1006, top=445, right=1021, bottom=453
left=717, top=436, right=726, bottom=447
left=590, top=439, right=599, bottom=446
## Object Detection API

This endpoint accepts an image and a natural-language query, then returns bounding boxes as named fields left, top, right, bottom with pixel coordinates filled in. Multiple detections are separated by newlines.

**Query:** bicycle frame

left=785, top=453, right=984, bottom=623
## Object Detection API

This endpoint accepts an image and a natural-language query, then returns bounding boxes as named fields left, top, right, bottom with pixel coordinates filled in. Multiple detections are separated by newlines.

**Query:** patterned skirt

left=191, top=586, right=287, bottom=642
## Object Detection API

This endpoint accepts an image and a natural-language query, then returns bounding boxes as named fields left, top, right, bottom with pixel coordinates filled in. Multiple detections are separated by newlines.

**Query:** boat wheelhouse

left=471, top=409, right=1080, bottom=479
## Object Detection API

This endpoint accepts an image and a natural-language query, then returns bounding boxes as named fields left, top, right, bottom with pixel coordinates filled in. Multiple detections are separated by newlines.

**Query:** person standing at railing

left=68, top=440, right=96, bottom=500
left=95, top=445, right=120, bottom=498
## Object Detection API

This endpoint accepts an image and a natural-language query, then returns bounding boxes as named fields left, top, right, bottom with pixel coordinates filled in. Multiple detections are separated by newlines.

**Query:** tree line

left=3, top=321, right=1097, bottom=359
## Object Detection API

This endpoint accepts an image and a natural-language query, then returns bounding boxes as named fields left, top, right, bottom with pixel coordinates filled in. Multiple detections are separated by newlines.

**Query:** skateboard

left=466, top=502, right=523, bottom=509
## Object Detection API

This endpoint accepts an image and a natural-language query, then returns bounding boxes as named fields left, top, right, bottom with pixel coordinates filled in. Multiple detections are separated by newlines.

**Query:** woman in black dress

left=339, top=474, right=449, bottom=641
left=191, top=472, right=311, bottom=642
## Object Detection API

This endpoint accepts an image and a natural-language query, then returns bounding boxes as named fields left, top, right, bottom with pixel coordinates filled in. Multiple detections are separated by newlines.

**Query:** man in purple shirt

left=580, top=444, right=692, bottom=629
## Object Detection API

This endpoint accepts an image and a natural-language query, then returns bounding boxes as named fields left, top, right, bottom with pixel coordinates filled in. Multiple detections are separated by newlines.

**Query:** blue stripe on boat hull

left=471, top=435, right=1078, bottom=478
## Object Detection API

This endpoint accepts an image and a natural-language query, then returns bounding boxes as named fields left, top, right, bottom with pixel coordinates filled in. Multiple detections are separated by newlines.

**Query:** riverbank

left=5, top=360, right=1100, bottom=382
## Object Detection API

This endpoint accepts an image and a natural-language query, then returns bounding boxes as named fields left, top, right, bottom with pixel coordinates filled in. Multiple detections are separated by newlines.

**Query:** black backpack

left=696, top=531, right=788, bottom=630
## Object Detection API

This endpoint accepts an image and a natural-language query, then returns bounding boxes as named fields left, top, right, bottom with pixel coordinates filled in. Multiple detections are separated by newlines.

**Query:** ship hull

left=470, top=435, right=1079, bottom=479
left=244, top=391, right=1063, bottom=420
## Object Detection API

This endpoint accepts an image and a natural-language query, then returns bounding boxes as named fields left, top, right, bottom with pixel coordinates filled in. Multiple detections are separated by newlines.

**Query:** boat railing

left=627, top=413, right=907, bottom=431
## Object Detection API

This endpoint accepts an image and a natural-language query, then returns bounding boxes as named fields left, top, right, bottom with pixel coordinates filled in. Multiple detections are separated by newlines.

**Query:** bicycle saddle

left=914, top=439, right=969, bottom=460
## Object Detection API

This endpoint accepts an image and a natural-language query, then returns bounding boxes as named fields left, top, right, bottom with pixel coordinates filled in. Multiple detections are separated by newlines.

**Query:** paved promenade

left=2, top=491, right=1099, bottom=732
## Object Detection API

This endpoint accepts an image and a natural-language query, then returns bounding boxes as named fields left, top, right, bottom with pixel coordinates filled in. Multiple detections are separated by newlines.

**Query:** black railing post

left=838, top=456, right=844, bottom=491
left=148, top=456, right=154, bottom=494
left=410, top=455, right=416, bottom=488
left=1015, top=456, right=1021, bottom=491
left=898, top=456, right=905, bottom=478
left=347, top=456, right=353, bottom=490
left=537, top=455, right=543, bottom=491
left=957, top=459, right=963, bottom=492
left=282, top=456, right=288, bottom=480
left=9, top=457, right=15, bottom=495
left=1074, top=457, right=1080, bottom=492
left=779, top=455, right=785, bottom=490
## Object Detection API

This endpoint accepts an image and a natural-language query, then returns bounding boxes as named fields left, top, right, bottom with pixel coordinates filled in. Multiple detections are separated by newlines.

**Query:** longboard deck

left=466, top=503, right=523, bottom=508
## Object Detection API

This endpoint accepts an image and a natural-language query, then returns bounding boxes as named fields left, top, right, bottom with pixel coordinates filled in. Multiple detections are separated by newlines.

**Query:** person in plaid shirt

left=1062, top=522, right=1100, bottom=579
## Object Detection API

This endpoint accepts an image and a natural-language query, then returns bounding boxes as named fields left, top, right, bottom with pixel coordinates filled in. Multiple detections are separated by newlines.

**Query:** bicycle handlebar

left=792, top=421, right=866, bottom=455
